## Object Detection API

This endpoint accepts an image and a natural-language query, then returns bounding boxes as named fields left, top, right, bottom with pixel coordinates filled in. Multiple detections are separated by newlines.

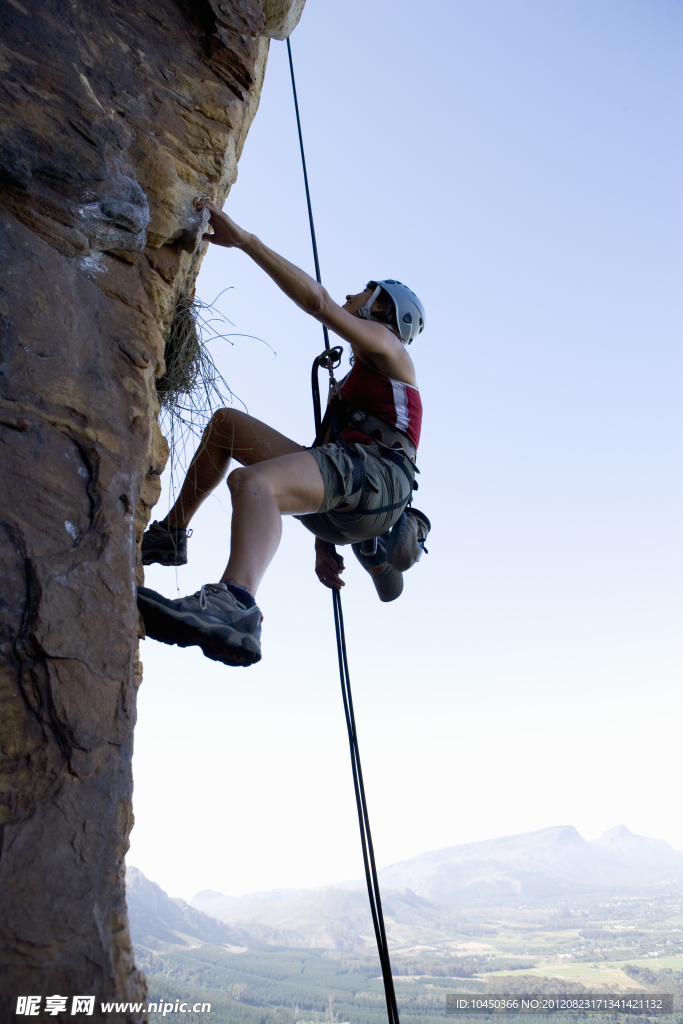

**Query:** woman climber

left=137, top=197, right=428, bottom=667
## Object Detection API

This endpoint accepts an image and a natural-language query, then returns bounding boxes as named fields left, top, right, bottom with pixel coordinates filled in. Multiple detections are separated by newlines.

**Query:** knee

left=227, top=465, right=248, bottom=494
left=228, top=465, right=271, bottom=500
left=209, top=407, right=242, bottom=431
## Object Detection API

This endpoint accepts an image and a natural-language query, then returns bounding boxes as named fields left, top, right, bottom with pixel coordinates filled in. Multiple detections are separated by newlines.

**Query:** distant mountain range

left=372, top=824, right=683, bottom=908
left=126, top=867, right=248, bottom=952
left=128, top=825, right=683, bottom=953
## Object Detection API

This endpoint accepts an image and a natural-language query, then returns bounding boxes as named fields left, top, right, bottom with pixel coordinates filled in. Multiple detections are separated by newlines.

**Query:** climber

left=137, top=197, right=427, bottom=667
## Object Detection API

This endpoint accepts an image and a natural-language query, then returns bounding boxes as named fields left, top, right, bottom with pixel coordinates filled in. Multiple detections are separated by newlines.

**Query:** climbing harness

left=286, top=38, right=401, bottom=1024
left=313, top=370, right=420, bottom=523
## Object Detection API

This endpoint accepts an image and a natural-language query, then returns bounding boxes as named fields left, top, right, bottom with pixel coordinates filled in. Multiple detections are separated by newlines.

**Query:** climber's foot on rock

left=141, top=520, right=191, bottom=566
left=137, top=583, right=262, bottom=667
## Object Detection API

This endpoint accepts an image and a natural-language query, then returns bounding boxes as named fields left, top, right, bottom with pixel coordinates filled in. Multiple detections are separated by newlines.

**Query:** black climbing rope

left=286, top=37, right=401, bottom=1024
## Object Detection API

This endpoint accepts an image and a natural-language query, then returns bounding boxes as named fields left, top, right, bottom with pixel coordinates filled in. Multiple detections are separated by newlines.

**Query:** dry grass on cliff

left=157, top=293, right=233, bottom=418
left=157, top=291, right=240, bottom=492
left=157, top=290, right=273, bottom=506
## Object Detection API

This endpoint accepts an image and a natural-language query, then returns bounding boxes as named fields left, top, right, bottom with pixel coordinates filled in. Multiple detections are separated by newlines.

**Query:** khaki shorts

left=297, top=442, right=414, bottom=546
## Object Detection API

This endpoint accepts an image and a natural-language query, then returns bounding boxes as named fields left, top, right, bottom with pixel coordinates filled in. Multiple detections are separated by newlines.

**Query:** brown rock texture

left=0, top=0, right=303, bottom=1018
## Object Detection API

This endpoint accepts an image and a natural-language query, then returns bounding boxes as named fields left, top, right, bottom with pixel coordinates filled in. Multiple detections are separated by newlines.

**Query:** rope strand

left=286, top=35, right=401, bottom=1024
left=286, top=38, right=330, bottom=351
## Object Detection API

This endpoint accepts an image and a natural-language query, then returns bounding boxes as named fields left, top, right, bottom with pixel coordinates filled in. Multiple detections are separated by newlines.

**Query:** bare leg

left=163, top=408, right=306, bottom=529
left=220, top=451, right=325, bottom=595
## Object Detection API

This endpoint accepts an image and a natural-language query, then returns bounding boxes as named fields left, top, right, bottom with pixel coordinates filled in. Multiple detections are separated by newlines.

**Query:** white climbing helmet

left=357, top=279, right=426, bottom=344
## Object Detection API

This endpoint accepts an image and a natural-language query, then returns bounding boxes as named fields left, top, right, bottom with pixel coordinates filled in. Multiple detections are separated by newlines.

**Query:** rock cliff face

left=0, top=1, right=303, bottom=1018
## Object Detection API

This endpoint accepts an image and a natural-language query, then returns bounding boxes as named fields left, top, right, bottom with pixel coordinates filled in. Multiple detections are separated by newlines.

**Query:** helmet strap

left=356, top=285, right=383, bottom=321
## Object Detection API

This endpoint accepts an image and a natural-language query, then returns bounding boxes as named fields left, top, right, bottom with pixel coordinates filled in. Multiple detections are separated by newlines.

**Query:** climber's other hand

left=196, top=197, right=249, bottom=248
left=315, top=538, right=345, bottom=590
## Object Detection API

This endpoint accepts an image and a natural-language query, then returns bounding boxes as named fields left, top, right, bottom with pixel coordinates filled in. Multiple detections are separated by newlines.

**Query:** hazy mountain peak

left=591, top=825, right=683, bottom=868
left=126, top=867, right=246, bottom=951
left=599, top=824, right=632, bottom=839
left=374, top=824, right=683, bottom=908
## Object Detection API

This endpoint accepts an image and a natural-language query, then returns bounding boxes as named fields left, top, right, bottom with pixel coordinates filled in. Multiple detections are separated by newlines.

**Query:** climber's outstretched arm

left=196, top=198, right=415, bottom=384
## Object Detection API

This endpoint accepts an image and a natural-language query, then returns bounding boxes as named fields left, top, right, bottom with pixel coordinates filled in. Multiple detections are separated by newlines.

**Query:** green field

left=135, top=880, right=683, bottom=1022
left=139, top=944, right=466, bottom=1024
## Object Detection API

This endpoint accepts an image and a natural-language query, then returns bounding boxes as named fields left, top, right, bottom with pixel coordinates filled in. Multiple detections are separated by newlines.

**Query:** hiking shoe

left=352, top=533, right=403, bottom=603
left=386, top=507, right=431, bottom=572
left=141, top=520, right=191, bottom=566
left=137, top=583, right=262, bottom=667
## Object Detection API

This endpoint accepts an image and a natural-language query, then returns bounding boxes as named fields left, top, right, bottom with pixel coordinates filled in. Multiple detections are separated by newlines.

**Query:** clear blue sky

left=128, top=0, right=682, bottom=902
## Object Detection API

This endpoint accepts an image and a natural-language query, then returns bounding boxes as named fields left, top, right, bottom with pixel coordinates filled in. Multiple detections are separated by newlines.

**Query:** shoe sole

left=141, top=553, right=188, bottom=566
left=141, top=546, right=187, bottom=567
left=137, top=591, right=261, bottom=667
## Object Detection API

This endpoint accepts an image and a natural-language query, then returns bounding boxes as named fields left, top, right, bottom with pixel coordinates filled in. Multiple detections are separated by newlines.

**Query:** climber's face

left=343, top=287, right=375, bottom=315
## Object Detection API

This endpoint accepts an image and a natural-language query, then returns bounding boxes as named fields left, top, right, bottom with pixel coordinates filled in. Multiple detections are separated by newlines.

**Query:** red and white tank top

left=336, top=358, right=422, bottom=450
